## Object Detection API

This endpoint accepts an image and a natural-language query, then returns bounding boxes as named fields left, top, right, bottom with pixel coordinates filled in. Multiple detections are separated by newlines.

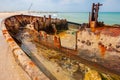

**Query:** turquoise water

left=32, top=12, right=120, bottom=25
left=99, top=12, right=120, bottom=25
left=57, top=12, right=89, bottom=24
left=56, top=12, right=120, bottom=25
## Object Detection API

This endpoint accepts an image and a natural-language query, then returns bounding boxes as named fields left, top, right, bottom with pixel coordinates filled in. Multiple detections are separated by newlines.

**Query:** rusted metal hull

left=2, top=14, right=120, bottom=80
left=2, top=17, right=50, bottom=80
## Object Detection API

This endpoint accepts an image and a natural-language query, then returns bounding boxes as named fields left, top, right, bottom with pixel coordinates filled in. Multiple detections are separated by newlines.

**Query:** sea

left=31, top=12, right=120, bottom=25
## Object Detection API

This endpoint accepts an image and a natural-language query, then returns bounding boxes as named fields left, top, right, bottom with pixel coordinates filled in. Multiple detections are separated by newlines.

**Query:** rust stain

left=7, top=38, right=14, bottom=42
left=54, top=36, right=61, bottom=48
left=98, top=43, right=106, bottom=57
left=91, top=27, right=96, bottom=32
left=34, top=77, right=38, bottom=80
left=95, top=27, right=120, bottom=37
left=2, top=30, right=7, bottom=35
left=29, top=61, right=35, bottom=67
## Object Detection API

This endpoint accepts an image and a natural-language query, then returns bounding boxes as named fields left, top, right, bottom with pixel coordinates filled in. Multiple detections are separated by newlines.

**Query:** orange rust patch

left=98, top=43, right=106, bottom=57
left=2, top=30, right=7, bottom=35
left=96, top=27, right=105, bottom=31
left=34, top=77, right=38, bottom=80
left=91, top=27, right=96, bottom=32
left=95, top=27, right=120, bottom=37
left=7, top=38, right=14, bottom=42
left=54, top=36, right=61, bottom=48
left=29, top=61, right=35, bottom=67
left=2, top=30, right=7, bottom=33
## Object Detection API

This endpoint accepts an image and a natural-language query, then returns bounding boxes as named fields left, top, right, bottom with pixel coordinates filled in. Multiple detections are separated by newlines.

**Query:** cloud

left=0, top=0, right=119, bottom=12
left=60, top=0, right=84, bottom=5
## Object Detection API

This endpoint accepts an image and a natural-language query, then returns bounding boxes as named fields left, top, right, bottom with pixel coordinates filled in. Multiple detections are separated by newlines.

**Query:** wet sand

left=0, top=13, right=30, bottom=80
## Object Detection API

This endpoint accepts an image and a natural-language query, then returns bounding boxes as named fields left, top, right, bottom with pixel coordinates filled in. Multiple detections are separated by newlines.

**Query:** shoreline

left=0, top=12, right=120, bottom=25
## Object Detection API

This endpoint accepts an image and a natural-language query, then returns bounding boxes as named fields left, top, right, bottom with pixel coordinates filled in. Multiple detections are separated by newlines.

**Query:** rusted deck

left=37, top=40, right=120, bottom=77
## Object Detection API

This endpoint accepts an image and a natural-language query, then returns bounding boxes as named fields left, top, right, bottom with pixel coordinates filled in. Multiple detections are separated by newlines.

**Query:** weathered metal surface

left=90, top=3, right=103, bottom=29
left=2, top=13, right=120, bottom=80
left=2, top=19, right=50, bottom=80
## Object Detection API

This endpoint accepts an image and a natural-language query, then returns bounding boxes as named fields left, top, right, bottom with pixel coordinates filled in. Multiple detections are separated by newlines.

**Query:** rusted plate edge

left=1, top=17, right=50, bottom=80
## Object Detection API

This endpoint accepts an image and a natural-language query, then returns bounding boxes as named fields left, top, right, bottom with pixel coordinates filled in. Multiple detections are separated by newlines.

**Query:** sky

left=0, top=0, right=120, bottom=12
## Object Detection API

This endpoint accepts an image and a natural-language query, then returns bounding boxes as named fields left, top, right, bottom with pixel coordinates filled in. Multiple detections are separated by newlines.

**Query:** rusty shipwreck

left=2, top=3, right=120, bottom=80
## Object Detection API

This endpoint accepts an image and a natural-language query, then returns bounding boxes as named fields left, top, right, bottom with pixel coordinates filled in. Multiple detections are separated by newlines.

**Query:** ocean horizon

left=0, top=11, right=119, bottom=25
left=57, top=12, right=120, bottom=25
left=30, top=12, right=120, bottom=25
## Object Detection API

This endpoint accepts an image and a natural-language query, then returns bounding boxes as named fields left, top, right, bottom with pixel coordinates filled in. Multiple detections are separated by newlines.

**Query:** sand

left=0, top=12, right=30, bottom=80
left=0, top=11, right=28, bottom=19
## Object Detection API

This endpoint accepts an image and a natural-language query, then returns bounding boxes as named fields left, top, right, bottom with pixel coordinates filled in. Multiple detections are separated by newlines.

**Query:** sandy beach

left=0, top=11, right=28, bottom=18
left=0, top=12, right=30, bottom=80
